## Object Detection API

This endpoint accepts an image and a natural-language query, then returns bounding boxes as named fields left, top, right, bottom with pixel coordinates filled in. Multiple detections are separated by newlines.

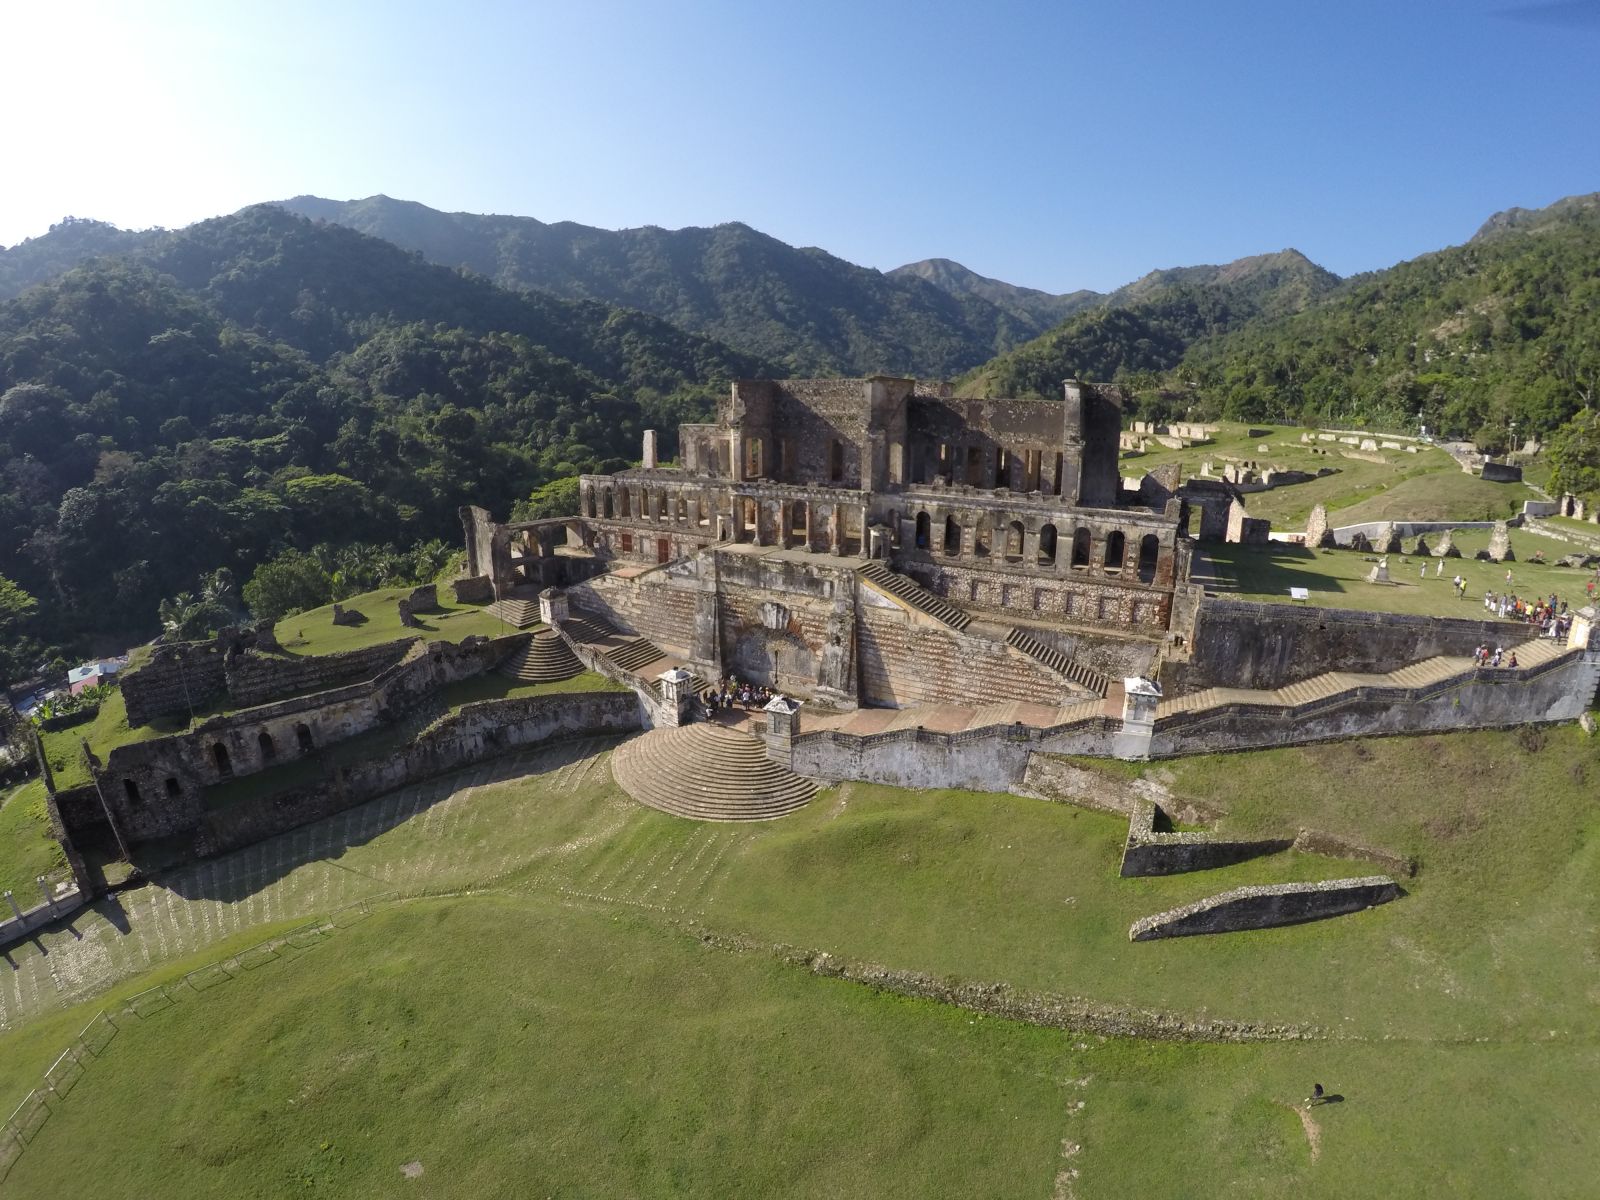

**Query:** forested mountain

left=885, top=258, right=1101, bottom=329
left=958, top=250, right=1341, bottom=398
left=0, top=206, right=767, bottom=665
left=0, top=218, right=160, bottom=301
left=1175, top=198, right=1600, bottom=440
left=273, top=195, right=1046, bottom=377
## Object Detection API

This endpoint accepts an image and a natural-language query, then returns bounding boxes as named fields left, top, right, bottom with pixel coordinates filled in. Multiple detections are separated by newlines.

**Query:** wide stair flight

left=1005, top=628, right=1111, bottom=697
left=497, top=631, right=584, bottom=684
left=856, top=561, right=972, bottom=631
left=610, top=724, right=818, bottom=820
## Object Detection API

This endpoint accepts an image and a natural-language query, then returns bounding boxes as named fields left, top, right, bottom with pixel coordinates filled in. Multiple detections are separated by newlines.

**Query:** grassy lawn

left=272, top=588, right=516, bottom=656
left=1120, top=422, right=1535, bottom=529
left=1201, top=534, right=1598, bottom=616
left=2, top=896, right=1080, bottom=1200
left=0, top=781, right=67, bottom=899
left=4, top=720, right=1597, bottom=1196
left=36, top=687, right=180, bottom=791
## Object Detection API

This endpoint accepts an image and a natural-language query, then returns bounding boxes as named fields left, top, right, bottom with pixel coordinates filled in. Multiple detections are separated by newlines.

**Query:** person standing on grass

left=1307, top=1083, right=1325, bottom=1106
left=1436, top=558, right=1444, bottom=578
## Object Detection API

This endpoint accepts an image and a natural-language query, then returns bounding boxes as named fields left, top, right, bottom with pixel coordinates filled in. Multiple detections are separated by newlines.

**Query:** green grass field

left=273, top=587, right=514, bottom=656
left=1121, top=423, right=1536, bottom=529
left=2, top=721, right=1596, bottom=1196
left=0, top=781, right=67, bottom=899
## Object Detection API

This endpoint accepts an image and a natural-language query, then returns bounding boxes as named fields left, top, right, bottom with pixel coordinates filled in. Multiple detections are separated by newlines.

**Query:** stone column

left=4, top=891, right=22, bottom=923
left=763, top=695, right=801, bottom=768
left=1114, top=677, right=1162, bottom=761
left=859, top=505, right=869, bottom=557
left=832, top=505, right=845, bottom=556
left=539, top=587, right=569, bottom=626
left=753, top=500, right=767, bottom=547
left=867, top=525, right=889, bottom=559
left=1022, top=529, right=1040, bottom=564
left=37, top=876, right=56, bottom=915
left=656, top=667, right=696, bottom=728
left=642, top=429, right=658, bottom=470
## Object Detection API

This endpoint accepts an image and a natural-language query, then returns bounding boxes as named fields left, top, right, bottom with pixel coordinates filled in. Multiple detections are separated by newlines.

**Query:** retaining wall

left=1165, top=597, right=1540, bottom=693
left=198, top=691, right=643, bottom=857
left=225, top=640, right=414, bottom=708
left=1129, top=877, right=1400, bottom=940
left=1118, top=799, right=1294, bottom=877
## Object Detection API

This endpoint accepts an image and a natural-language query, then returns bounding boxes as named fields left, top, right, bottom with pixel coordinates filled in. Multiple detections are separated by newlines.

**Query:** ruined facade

left=461, top=377, right=1189, bottom=709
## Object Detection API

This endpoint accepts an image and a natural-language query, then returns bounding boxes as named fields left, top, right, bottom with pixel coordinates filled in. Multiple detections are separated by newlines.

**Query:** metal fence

left=0, top=891, right=398, bottom=1184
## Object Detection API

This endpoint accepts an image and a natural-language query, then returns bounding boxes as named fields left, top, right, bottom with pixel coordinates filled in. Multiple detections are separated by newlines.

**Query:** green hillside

left=0, top=206, right=766, bottom=662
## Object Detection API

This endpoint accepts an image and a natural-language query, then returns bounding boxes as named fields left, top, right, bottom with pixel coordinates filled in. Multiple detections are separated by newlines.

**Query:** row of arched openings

left=913, top=512, right=1159, bottom=576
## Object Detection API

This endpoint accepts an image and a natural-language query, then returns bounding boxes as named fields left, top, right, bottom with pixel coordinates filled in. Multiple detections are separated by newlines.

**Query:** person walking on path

left=1306, top=1083, right=1326, bottom=1106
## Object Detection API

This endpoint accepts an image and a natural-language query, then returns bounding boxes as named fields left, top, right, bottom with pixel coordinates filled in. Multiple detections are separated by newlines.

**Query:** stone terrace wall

left=225, top=640, right=415, bottom=708
left=569, top=572, right=702, bottom=659
left=790, top=716, right=1116, bottom=791
left=1129, top=877, right=1399, bottom=940
left=1164, top=597, right=1541, bottom=693
left=197, top=691, right=642, bottom=857
left=857, top=605, right=1068, bottom=708
left=1152, top=648, right=1598, bottom=758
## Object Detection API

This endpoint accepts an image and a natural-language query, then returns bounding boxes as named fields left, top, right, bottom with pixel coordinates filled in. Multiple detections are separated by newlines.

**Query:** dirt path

left=1289, top=1102, right=1322, bottom=1161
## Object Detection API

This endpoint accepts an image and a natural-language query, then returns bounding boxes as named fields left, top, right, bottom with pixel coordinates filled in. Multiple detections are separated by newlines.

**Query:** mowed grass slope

left=3, top=896, right=1079, bottom=1200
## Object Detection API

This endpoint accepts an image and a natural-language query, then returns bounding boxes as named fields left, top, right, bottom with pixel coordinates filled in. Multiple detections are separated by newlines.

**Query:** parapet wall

left=1165, top=597, right=1540, bottom=693
left=197, top=691, right=642, bottom=857
left=1128, top=877, right=1400, bottom=940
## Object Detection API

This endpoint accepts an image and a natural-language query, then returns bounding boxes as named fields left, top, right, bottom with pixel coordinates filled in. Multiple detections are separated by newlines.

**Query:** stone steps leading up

left=1005, top=628, right=1110, bottom=697
left=487, top=597, right=542, bottom=628
left=497, top=631, right=583, bottom=684
left=610, top=724, right=817, bottom=821
left=857, top=561, right=973, bottom=631
left=609, top=637, right=666, bottom=673
left=1161, top=639, right=1576, bottom=719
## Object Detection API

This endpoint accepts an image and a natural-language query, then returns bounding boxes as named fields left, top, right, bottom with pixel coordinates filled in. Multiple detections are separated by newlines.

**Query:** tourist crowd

left=1472, top=644, right=1519, bottom=669
left=1482, top=590, right=1574, bottom=639
left=704, top=676, right=785, bottom=718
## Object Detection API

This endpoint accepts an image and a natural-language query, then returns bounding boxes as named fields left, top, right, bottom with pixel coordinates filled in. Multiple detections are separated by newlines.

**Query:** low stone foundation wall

left=1129, top=876, right=1400, bottom=940
left=1118, top=799, right=1293, bottom=877
left=226, top=639, right=414, bottom=708
left=1017, top=754, right=1221, bottom=823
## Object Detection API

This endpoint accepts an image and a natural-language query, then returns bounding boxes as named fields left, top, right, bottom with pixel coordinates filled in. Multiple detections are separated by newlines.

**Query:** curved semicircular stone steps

left=610, top=724, right=818, bottom=821
left=497, top=631, right=583, bottom=683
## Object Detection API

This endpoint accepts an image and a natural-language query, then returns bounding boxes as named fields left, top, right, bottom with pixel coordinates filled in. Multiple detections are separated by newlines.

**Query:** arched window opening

left=165, top=777, right=180, bottom=799
left=1038, top=523, right=1058, bottom=566
left=1071, top=528, right=1091, bottom=568
left=1005, top=521, right=1025, bottom=560
left=123, top=778, right=142, bottom=806
left=656, top=490, right=668, bottom=520
left=676, top=494, right=687, bottom=522
left=790, top=501, right=808, bottom=540
left=698, top=494, right=712, bottom=526
left=994, top=447, right=1009, bottom=488
left=742, top=498, right=758, bottom=539
left=830, top=439, right=846, bottom=482
left=943, top=515, right=962, bottom=556
left=745, top=437, right=764, bottom=480
left=212, top=742, right=232, bottom=778
left=915, top=511, right=931, bottom=549
left=619, top=488, right=631, bottom=518
left=296, top=723, right=315, bottom=754
left=1104, top=530, right=1126, bottom=570
left=973, top=520, right=991, bottom=557
left=1139, top=534, right=1161, bottom=582
left=603, top=490, right=614, bottom=519
left=585, top=489, right=597, bottom=518
left=258, top=730, right=275, bottom=761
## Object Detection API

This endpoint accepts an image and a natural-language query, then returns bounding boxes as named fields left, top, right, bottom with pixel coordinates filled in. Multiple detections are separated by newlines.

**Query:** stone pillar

left=763, top=695, right=801, bottom=768
left=753, top=501, right=767, bottom=547
left=1114, top=677, right=1162, bottom=761
left=859, top=505, right=869, bottom=557
left=656, top=667, right=696, bottom=728
left=539, top=587, right=569, bottom=626
left=38, top=876, right=55, bottom=913
left=867, top=525, right=889, bottom=560
left=1022, top=529, right=1040, bottom=563
left=832, top=505, right=845, bottom=556
left=1568, top=605, right=1599, bottom=651
left=804, top=502, right=815, bottom=552
left=642, top=429, right=658, bottom=470
left=4, top=891, right=22, bottom=923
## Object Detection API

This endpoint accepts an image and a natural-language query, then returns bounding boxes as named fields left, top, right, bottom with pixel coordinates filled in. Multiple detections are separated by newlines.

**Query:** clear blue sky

left=5, top=0, right=1598, bottom=291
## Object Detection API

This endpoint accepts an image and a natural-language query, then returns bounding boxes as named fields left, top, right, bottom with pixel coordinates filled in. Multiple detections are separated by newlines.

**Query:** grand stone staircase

left=486, top=594, right=542, bottom=628
left=496, top=631, right=583, bottom=684
left=1005, top=628, right=1111, bottom=698
left=856, top=561, right=972, bottom=630
left=610, top=724, right=818, bottom=820
left=1158, top=638, right=1574, bottom=717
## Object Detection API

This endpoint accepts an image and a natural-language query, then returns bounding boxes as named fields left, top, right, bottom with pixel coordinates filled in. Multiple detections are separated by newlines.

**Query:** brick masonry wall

left=122, top=645, right=228, bottom=726
left=906, top=560, right=1172, bottom=631
left=569, top=575, right=701, bottom=657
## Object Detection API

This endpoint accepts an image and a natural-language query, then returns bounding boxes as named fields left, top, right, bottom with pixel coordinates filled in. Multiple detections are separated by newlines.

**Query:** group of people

left=1472, top=643, right=1519, bottom=669
left=1482, top=590, right=1574, bottom=639
left=704, top=676, right=783, bottom=717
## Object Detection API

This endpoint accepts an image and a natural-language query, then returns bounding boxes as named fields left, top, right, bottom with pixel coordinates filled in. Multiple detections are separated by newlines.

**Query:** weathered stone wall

left=1016, top=754, right=1221, bottom=822
left=1164, top=598, right=1540, bottom=693
left=121, top=643, right=229, bottom=725
left=1128, top=877, right=1400, bottom=940
left=1118, top=799, right=1294, bottom=877
left=569, top=572, right=703, bottom=659
left=1151, top=648, right=1599, bottom=757
left=94, top=635, right=525, bottom=843
left=225, top=640, right=414, bottom=709
left=904, top=558, right=1173, bottom=631
left=196, top=692, right=643, bottom=858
